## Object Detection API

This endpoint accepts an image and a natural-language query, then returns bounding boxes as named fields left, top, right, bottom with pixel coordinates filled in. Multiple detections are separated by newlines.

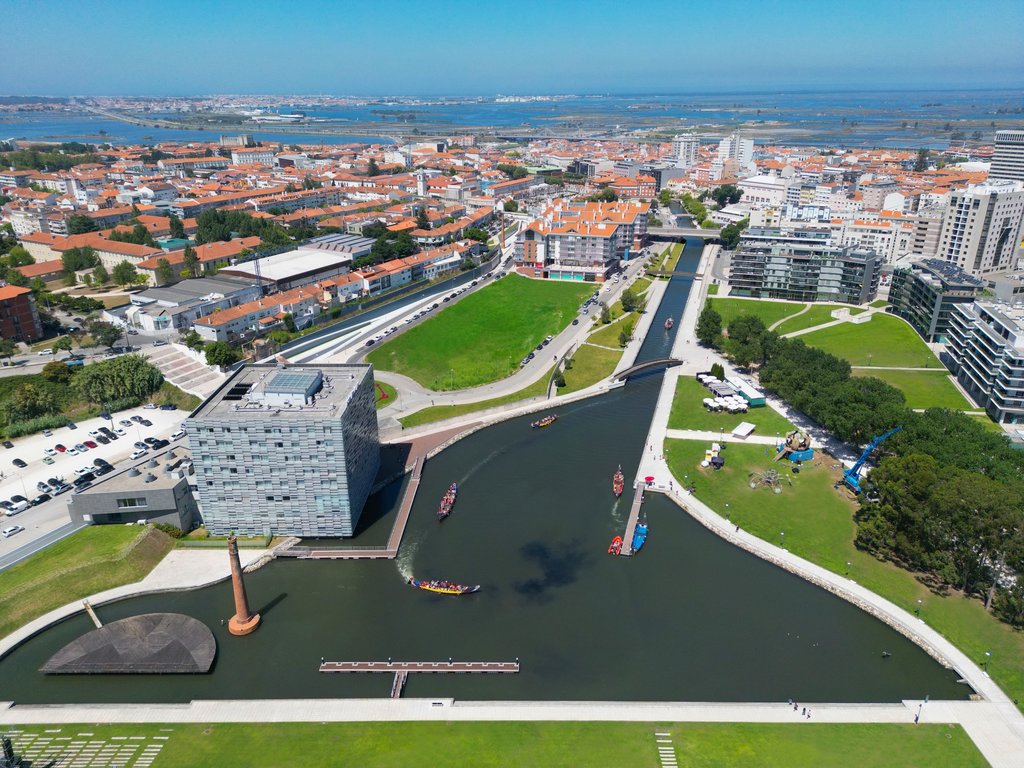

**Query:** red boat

left=613, top=465, right=624, bottom=498
left=437, top=482, right=457, bottom=521
left=608, top=535, right=622, bottom=556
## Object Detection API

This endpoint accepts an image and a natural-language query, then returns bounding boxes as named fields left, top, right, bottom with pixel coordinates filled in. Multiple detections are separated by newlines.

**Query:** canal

left=0, top=238, right=969, bottom=704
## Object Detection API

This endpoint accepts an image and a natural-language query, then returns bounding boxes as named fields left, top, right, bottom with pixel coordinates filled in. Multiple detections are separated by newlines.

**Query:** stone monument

left=227, top=535, right=260, bottom=636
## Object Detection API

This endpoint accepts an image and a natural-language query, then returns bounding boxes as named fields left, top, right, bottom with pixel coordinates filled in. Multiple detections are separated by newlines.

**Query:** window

left=116, top=497, right=148, bottom=509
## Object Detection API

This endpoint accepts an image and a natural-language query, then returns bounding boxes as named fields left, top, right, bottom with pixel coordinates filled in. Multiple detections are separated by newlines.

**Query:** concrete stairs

left=146, top=345, right=225, bottom=398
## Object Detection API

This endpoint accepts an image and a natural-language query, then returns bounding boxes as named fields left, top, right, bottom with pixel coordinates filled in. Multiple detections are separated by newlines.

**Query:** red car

left=83, top=440, right=98, bottom=449
left=55, top=444, right=67, bottom=453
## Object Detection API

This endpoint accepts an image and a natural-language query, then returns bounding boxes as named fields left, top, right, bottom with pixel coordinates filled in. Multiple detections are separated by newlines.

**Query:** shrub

left=5, top=413, right=71, bottom=438
left=153, top=523, right=183, bottom=539
left=554, top=371, right=566, bottom=388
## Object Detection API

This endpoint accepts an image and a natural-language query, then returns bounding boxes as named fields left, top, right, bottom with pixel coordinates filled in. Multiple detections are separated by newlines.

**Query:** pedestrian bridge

left=613, top=358, right=684, bottom=380
left=648, top=225, right=722, bottom=239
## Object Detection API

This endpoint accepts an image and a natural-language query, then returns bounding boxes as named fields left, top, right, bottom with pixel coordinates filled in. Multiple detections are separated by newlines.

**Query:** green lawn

left=706, top=283, right=720, bottom=296
left=870, top=299, right=889, bottom=308
left=775, top=304, right=866, bottom=335
left=851, top=369, right=971, bottom=410
left=969, top=414, right=1006, bottom=434
left=0, top=526, right=173, bottom=640
left=399, top=366, right=554, bottom=429
left=589, top=313, right=635, bottom=348
left=798, top=314, right=943, bottom=368
left=0, top=722, right=985, bottom=768
left=150, top=381, right=202, bottom=412
left=664, top=438, right=1024, bottom=711
left=668, top=376, right=795, bottom=436
left=367, top=275, right=591, bottom=390
left=707, top=298, right=804, bottom=331
left=561, top=344, right=621, bottom=394
left=374, top=379, right=398, bottom=410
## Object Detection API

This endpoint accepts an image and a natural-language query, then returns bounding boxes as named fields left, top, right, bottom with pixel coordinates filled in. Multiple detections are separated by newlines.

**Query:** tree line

left=696, top=306, right=1024, bottom=628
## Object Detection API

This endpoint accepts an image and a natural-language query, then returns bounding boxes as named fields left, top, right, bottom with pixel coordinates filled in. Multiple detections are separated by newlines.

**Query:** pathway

left=146, top=344, right=225, bottom=398
left=665, top=428, right=778, bottom=445
left=767, top=302, right=810, bottom=331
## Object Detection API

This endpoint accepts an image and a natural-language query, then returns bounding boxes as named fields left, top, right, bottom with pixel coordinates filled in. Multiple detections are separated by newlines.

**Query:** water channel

left=0, top=238, right=969, bottom=704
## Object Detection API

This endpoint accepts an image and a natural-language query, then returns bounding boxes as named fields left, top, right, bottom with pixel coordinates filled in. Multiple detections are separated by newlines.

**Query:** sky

left=1, top=0, right=1023, bottom=96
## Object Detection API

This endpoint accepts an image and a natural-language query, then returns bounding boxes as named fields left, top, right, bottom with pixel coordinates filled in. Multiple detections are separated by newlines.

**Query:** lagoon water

left=0, top=239, right=969, bottom=704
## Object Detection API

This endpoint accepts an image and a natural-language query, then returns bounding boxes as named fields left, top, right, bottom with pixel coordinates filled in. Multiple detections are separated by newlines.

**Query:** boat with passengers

left=531, top=414, right=558, bottom=429
left=407, top=577, right=480, bottom=595
left=437, top=482, right=457, bottom=521
left=613, top=465, right=624, bottom=497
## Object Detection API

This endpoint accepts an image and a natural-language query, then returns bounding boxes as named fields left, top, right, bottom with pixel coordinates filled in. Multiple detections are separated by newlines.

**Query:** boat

left=531, top=414, right=558, bottom=429
left=632, top=515, right=649, bottom=553
left=613, top=465, right=624, bottom=498
left=437, top=481, right=457, bottom=521
left=407, top=577, right=480, bottom=595
left=607, top=535, right=622, bottom=556
left=664, top=316, right=674, bottom=330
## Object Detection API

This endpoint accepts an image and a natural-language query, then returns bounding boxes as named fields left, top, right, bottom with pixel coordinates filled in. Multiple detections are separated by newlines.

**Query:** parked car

left=54, top=444, right=67, bottom=453
left=37, top=481, right=52, bottom=493
left=0, top=501, right=12, bottom=512
left=66, top=446, right=78, bottom=455
left=44, top=448, right=57, bottom=457
left=42, top=457, right=54, bottom=465
left=5, top=499, right=28, bottom=513
left=37, top=349, right=54, bottom=356
left=73, top=472, right=95, bottom=487
left=143, top=403, right=157, bottom=410
left=74, top=466, right=93, bottom=477
left=66, top=422, right=77, bottom=430
left=50, top=484, right=71, bottom=496
left=74, top=443, right=88, bottom=452
left=1, top=441, right=12, bottom=449
left=2, top=526, right=25, bottom=538
left=30, top=493, right=51, bottom=506
left=93, top=464, right=113, bottom=476
left=148, top=438, right=169, bottom=450
left=114, top=428, right=127, bottom=436
left=159, top=403, right=177, bottom=411
left=134, top=441, right=148, bottom=450
left=88, top=429, right=103, bottom=438
left=83, top=440, right=98, bottom=449
left=119, top=419, right=133, bottom=428
left=129, top=449, right=148, bottom=460
left=143, top=437, right=162, bottom=446
left=11, top=458, right=26, bottom=468
left=152, top=340, right=167, bottom=347
left=139, top=419, right=153, bottom=427
left=170, top=429, right=186, bottom=441
left=572, top=318, right=580, bottom=326
left=131, top=415, right=144, bottom=424
left=42, top=429, right=53, bottom=437
left=93, top=458, right=112, bottom=469
left=95, top=434, right=110, bottom=445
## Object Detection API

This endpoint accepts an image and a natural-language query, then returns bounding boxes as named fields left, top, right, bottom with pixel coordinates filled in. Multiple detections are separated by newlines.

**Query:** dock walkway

left=320, top=660, right=519, bottom=674
left=619, top=483, right=645, bottom=556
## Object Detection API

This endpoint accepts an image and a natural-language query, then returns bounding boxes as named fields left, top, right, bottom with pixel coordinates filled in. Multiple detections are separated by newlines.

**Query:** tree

left=3, top=382, right=54, bottom=422
left=92, top=263, right=109, bottom=285
left=914, top=148, right=930, bottom=173
left=415, top=207, right=431, bottom=229
left=61, top=246, right=98, bottom=273
left=75, top=354, right=163, bottom=403
left=89, top=320, right=124, bottom=350
left=711, top=184, right=743, bottom=208
left=587, top=188, right=618, bottom=203
left=205, top=341, right=242, bottom=368
left=5, top=269, right=28, bottom=287
left=620, top=287, right=646, bottom=314
left=366, top=158, right=380, bottom=177
left=52, top=336, right=73, bottom=356
left=0, top=338, right=18, bottom=365
left=155, top=258, right=175, bottom=285
left=282, top=312, right=297, bottom=333
left=503, top=199, right=519, bottom=213
left=695, top=306, right=722, bottom=346
left=709, top=362, right=725, bottom=380
left=41, top=360, right=74, bottom=384
left=5, top=245, right=34, bottom=267
left=111, top=260, right=140, bottom=288
left=496, top=163, right=528, bottom=180
left=167, top=214, right=185, bottom=240
left=463, top=227, right=489, bottom=242
left=302, top=176, right=322, bottom=189
left=182, top=246, right=200, bottom=278
left=180, top=330, right=205, bottom=350
left=66, top=214, right=98, bottom=234
left=719, top=218, right=748, bottom=249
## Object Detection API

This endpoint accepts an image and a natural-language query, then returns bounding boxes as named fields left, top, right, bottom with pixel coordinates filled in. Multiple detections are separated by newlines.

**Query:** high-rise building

left=935, top=180, right=1024, bottom=275
left=990, top=130, right=1024, bottom=182
left=671, top=135, right=700, bottom=168
left=887, top=259, right=985, bottom=342
left=948, top=301, right=1024, bottom=424
left=187, top=364, right=380, bottom=537
left=717, top=133, right=754, bottom=167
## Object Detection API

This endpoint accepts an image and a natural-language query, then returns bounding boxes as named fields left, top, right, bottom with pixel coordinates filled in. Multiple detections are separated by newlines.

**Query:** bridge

left=613, top=358, right=684, bottom=381
left=648, top=225, right=722, bottom=239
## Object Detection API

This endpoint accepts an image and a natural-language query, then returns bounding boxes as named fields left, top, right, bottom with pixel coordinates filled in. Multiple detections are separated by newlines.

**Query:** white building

left=738, top=175, right=789, bottom=207
left=718, top=133, right=754, bottom=168
left=230, top=147, right=277, bottom=166
left=990, top=130, right=1024, bottom=183
left=948, top=301, right=1024, bottom=424
left=936, top=180, right=1024, bottom=275
left=671, top=135, right=700, bottom=168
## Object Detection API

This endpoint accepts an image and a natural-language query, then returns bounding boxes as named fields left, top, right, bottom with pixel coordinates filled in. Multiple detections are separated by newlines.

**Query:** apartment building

left=887, top=259, right=985, bottom=342
left=948, top=301, right=1024, bottom=423
left=729, top=228, right=880, bottom=304
left=192, top=282, right=335, bottom=342
left=187, top=364, right=380, bottom=537
left=230, top=147, right=276, bottom=166
left=990, top=130, right=1024, bottom=183
left=935, top=180, right=1024, bottom=275
left=671, top=135, right=700, bottom=168
left=0, top=285, right=43, bottom=342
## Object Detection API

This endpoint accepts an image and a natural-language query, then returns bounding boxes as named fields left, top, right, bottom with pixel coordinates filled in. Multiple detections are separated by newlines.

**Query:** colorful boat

left=407, top=577, right=480, bottom=595
left=607, top=535, right=622, bottom=556
left=437, top=481, right=457, bottom=521
left=631, top=515, right=649, bottom=553
left=531, top=414, right=558, bottom=429
left=664, top=316, right=674, bottom=330
left=613, top=465, right=624, bottom=498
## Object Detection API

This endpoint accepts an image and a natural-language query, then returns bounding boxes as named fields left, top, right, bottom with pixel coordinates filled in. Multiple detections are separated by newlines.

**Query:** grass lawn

left=0, top=722, right=985, bottom=768
left=870, top=299, right=889, bottom=308
left=367, top=275, right=590, bottom=391
left=798, top=314, right=943, bottom=368
left=589, top=313, right=635, bottom=348
left=707, top=283, right=719, bottom=295
left=707, top=297, right=804, bottom=331
left=775, top=304, right=866, bottom=335
left=851, top=369, right=971, bottom=410
left=668, top=376, right=795, bottom=435
left=664, top=438, right=1024, bottom=711
left=0, top=526, right=173, bottom=640
left=150, top=381, right=201, bottom=412
left=968, top=414, right=1007, bottom=434
left=399, top=366, right=554, bottom=429
left=374, top=380, right=398, bottom=410
left=560, top=344, right=621, bottom=394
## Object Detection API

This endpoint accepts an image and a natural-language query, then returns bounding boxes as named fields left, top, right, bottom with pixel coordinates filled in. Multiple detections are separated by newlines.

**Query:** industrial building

left=887, top=259, right=986, bottom=342
left=187, top=364, right=380, bottom=537
left=217, top=233, right=375, bottom=291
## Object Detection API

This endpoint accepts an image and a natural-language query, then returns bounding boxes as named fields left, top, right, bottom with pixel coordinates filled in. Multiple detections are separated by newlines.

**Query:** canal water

left=0, top=239, right=969, bottom=704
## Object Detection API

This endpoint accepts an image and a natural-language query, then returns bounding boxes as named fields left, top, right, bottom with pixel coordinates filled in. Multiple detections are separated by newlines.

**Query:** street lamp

left=780, top=531, right=785, bottom=547
left=916, top=599, right=922, bottom=617
left=984, top=651, right=991, bottom=672
left=846, top=561, right=851, bottom=575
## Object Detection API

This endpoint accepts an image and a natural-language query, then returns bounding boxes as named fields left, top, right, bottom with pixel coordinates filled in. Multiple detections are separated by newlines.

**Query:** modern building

left=671, top=135, right=700, bottom=168
left=947, top=301, right=1024, bottom=424
left=187, top=364, right=380, bottom=537
left=990, top=130, right=1024, bottom=183
left=191, top=281, right=335, bottom=342
left=935, top=180, right=1024, bottom=276
left=0, top=285, right=43, bottom=342
left=887, top=259, right=986, bottom=342
left=67, top=447, right=198, bottom=530
left=217, top=234, right=374, bottom=292
left=729, top=229, right=880, bottom=304
left=119, top=276, right=262, bottom=333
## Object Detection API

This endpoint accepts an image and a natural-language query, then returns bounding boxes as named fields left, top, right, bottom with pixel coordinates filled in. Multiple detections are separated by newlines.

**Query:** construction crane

left=842, top=427, right=902, bottom=494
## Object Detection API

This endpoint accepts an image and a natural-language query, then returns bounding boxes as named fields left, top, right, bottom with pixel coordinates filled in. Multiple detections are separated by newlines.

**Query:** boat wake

left=396, top=538, right=420, bottom=580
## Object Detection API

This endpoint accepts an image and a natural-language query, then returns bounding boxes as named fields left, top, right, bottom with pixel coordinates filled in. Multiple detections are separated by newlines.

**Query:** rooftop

left=218, top=247, right=355, bottom=283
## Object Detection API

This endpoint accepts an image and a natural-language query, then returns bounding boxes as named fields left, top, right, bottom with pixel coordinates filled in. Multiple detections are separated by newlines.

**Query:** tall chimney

left=227, top=535, right=261, bottom=636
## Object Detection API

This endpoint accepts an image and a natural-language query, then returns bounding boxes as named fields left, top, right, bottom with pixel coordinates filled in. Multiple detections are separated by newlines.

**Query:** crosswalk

left=654, top=730, right=677, bottom=768
left=0, top=728, right=167, bottom=767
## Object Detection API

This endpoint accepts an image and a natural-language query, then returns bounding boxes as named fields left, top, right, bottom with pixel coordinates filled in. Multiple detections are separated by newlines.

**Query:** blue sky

left=2, top=0, right=1022, bottom=95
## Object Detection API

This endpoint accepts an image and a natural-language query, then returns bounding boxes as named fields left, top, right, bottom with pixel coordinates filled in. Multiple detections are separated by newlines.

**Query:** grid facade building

left=947, top=301, right=1024, bottom=424
left=729, top=229, right=880, bottom=304
left=935, top=180, right=1024, bottom=275
left=887, top=259, right=985, bottom=342
left=990, top=130, right=1024, bottom=183
left=187, top=364, right=380, bottom=537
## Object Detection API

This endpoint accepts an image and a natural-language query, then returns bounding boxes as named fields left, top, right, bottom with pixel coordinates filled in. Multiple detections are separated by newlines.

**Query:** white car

left=114, top=427, right=127, bottom=436
left=88, top=429, right=103, bottom=438
left=170, top=429, right=186, bottom=441
left=74, top=466, right=93, bottom=477
left=2, top=525, right=25, bottom=538
left=66, top=446, right=79, bottom=455
left=43, top=448, right=57, bottom=457
left=37, top=349, right=54, bottom=356
left=143, top=403, right=157, bottom=410
left=129, top=449, right=148, bottom=460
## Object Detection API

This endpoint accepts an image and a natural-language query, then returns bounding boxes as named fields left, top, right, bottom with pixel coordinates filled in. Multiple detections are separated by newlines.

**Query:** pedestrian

left=914, top=714, right=919, bottom=724
left=736, top=525, right=740, bottom=532
left=807, top=711, right=811, bottom=719
left=793, top=703, right=798, bottom=711
left=801, top=707, right=806, bottom=716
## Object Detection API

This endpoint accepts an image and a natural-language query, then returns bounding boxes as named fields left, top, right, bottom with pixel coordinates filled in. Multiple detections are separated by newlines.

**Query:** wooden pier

left=320, top=659, right=520, bottom=699
left=619, top=483, right=645, bottom=556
